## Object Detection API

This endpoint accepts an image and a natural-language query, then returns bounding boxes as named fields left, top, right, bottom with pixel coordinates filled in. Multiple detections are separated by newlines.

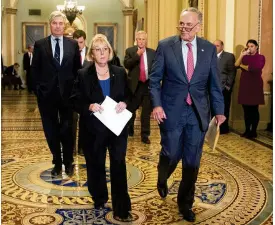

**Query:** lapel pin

left=201, top=49, right=204, bottom=52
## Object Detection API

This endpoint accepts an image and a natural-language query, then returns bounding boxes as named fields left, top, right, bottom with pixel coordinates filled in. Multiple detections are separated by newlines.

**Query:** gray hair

left=135, top=30, right=147, bottom=39
left=180, top=7, right=203, bottom=23
left=49, top=11, right=66, bottom=24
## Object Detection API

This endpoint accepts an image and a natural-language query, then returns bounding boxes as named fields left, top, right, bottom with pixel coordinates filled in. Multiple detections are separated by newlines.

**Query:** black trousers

left=37, top=91, right=74, bottom=166
left=242, top=105, right=259, bottom=133
left=83, top=128, right=131, bottom=218
left=26, top=70, right=33, bottom=92
left=220, top=89, right=232, bottom=132
left=128, top=81, right=152, bottom=138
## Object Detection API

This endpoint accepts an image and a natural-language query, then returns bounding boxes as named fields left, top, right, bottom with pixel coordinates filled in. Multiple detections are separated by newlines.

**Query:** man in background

left=72, top=29, right=89, bottom=156
left=23, top=45, right=34, bottom=93
left=31, top=11, right=81, bottom=177
left=124, top=31, right=155, bottom=144
left=213, top=39, right=236, bottom=134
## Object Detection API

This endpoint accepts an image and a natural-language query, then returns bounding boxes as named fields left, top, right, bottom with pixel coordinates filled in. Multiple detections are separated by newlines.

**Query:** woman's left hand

left=115, top=102, right=127, bottom=113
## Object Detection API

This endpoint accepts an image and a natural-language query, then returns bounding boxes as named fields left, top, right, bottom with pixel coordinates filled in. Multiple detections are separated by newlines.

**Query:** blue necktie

left=54, top=38, right=60, bottom=64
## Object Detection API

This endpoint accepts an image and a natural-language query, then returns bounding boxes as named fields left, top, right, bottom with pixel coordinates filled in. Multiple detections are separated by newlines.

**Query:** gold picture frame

left=94, top=23, right=118, bottom=50
left=22, top=22, right=47, bottom=52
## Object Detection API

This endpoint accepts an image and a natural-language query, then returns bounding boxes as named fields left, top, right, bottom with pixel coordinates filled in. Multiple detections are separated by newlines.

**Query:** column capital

left=122, top=7, right=134, bottom=16
left=5, top=7, right=17, bottom=15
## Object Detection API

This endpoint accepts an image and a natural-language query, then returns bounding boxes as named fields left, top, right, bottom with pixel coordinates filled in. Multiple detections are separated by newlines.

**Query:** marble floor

left=1, top=90, right=273, bottom=225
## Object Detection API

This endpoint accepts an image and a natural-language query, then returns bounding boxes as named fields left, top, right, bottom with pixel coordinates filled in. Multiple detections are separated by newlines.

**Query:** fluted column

left=2, top=7, right=17, bottom=65
left=122, top=7, right=134, bottom=52
left=146, top=0, right=159, bottom=49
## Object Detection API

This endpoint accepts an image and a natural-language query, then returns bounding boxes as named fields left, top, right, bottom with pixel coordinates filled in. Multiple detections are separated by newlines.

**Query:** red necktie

left=186, top=43, right=194, bottom=105
left=139, top=53, right=146, bottom=82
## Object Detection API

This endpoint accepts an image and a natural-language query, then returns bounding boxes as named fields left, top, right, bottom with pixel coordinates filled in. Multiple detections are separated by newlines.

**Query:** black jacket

left=70, top=63, right=132, bottom=134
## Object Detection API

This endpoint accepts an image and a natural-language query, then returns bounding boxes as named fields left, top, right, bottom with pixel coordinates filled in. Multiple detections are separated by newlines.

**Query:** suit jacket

left=217, top=51, right=236, bottom=90
left=70, top=63, right=132, bottom=134
left=124, top=46, right=155, bottom=93
left=31, top=36, right=81, bottom=102
left=150, top=36, right=224, bottom=131
left=23, top=52, right=31, bottom=72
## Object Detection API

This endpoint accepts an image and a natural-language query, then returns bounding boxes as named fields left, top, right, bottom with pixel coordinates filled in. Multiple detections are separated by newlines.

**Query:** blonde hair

left=180, top=7, right=203, bottom=23
left=135, top=30, right=147, bottom=39
left=49, top=11, right=66, bottom=24
left=87, top=34, right=114, bottom=61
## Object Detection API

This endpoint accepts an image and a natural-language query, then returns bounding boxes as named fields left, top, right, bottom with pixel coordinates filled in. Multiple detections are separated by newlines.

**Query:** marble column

left=2, top=7, right=17, bottom=66
left=122, top=7, right=134, bottom=52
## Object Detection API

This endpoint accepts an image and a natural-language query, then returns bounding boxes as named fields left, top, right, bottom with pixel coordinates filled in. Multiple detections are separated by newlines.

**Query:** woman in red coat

left=235, top=39, right=265, bottom=138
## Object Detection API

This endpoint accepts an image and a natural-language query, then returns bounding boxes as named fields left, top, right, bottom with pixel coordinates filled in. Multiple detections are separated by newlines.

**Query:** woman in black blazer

left=70, top=34, right=132, bottom=222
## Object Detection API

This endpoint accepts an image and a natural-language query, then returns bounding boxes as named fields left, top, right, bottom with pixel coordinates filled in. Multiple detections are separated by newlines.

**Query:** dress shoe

left=114, top=212, right=133, bottom=222
left=240, top=131, right=250, bottom=137
left=247, top=131, right=257, bottom=138
left=180, top=208, right=196, bottom=222
left=94, top=203, right=111, bottom=210
left=141, top=137, right=151, bottom=144
left=51, top=165, right=62, bottom=176
left=220, top=129, right=229, bottom=135
left=157, top=181, right=168, bottom=198
left=65, top=164, right=74, bottom=176
left=78, top=148, right=84, bottom=156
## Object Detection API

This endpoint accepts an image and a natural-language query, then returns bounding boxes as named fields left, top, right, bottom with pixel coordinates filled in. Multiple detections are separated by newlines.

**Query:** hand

left=215, top=115, right=226, bottom=126
left=115, top=101, right=127, bottom=113
left=89, top=103, right=104, bottom=113
left=240, top=48, right=249, bottom=57
left=225, top=85, right=230, bottom=91
left=137, top=47, right=145, bottom=56
left=152, top=106, right=167, bottom=124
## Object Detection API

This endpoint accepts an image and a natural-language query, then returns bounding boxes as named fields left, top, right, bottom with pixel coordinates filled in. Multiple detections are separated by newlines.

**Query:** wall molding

left=5, top=7, right=17, bottom=14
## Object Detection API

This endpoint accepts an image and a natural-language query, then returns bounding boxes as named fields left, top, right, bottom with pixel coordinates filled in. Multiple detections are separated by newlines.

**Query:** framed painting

left=22, top=22, right=47, bottom=52
left=94, top=23, right=118, bottom=50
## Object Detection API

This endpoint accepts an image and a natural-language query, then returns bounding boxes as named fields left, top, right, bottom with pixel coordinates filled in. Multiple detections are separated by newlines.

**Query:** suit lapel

left=88, top=63, right=105, bottom=100
left=44, top=36, right=57, bottom=69
left=171, top=36, right=188, bottom=83
left=61, top=37, right=69, bottom=67
left=108, top=64, right=116, bottom=99
left=191, top=37, right=203, bottom=83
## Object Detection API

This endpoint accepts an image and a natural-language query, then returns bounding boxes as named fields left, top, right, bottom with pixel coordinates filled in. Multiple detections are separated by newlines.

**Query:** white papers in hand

left=93, top=96, right=132, bottom=136
left=205, top=117, right=220, bottom=150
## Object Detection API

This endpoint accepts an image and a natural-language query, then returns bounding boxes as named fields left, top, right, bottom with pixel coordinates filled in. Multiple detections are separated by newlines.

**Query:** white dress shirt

left=181, top=36, right=197, bottom=74
left=80, top=47, right=86, bottom=66
left=141, top=49, right=149, bottom=80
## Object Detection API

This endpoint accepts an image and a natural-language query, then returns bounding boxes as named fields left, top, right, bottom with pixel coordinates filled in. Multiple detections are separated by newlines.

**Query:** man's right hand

left=137, top=48, right=145, bottom=56
left=152, top=106, right=167, bottom=124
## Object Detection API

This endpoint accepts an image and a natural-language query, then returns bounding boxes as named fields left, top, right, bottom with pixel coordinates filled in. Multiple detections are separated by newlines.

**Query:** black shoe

left=141, top=137, right=151, bottom=144
left=180, top=208, right=196, bottom=222
left=65, top=164, right=74, bottom=176
left=19, top=86, right=25, bottom=90
left=128, top=126, right=134, bottom=136
left=248, top=131, right=257, bottom=138
left=94, top=203, right=110, bottom=210
left=157, top=180, right=168, bottom=198
left=240, top=131, right=250, bottom=137
left=51, top=165, right=62, bottom=176
left=114, top=212, right=133, bottom=222
left=220, top=129, right=229, bottom=134
left=78, top=148, right=84, bottom=156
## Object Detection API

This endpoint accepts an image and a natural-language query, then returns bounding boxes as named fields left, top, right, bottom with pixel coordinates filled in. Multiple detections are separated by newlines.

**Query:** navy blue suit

left=150, top=35, right=224, bottom=211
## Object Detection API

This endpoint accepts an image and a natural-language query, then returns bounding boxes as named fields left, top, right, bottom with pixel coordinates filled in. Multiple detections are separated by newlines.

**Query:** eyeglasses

left=176, top=22, right=200, bottom=32
left=92, top=47, right=109, bottom=54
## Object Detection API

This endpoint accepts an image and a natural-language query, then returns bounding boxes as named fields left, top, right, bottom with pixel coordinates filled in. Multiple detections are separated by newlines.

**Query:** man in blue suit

left=150, top=7, right=226, bottom=222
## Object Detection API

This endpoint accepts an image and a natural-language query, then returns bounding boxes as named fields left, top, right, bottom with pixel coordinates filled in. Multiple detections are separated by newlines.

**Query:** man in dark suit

left=150, top=8, right=225, bottom=222
left=31, top=11, right=81, bottom=177
left=23, top=45, right=34, bottom=93
left=213, top=40, right=236, bottom=134
left=124, top=31, right=155, bottom=144
left=72, top=29, right=89, bottom=156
